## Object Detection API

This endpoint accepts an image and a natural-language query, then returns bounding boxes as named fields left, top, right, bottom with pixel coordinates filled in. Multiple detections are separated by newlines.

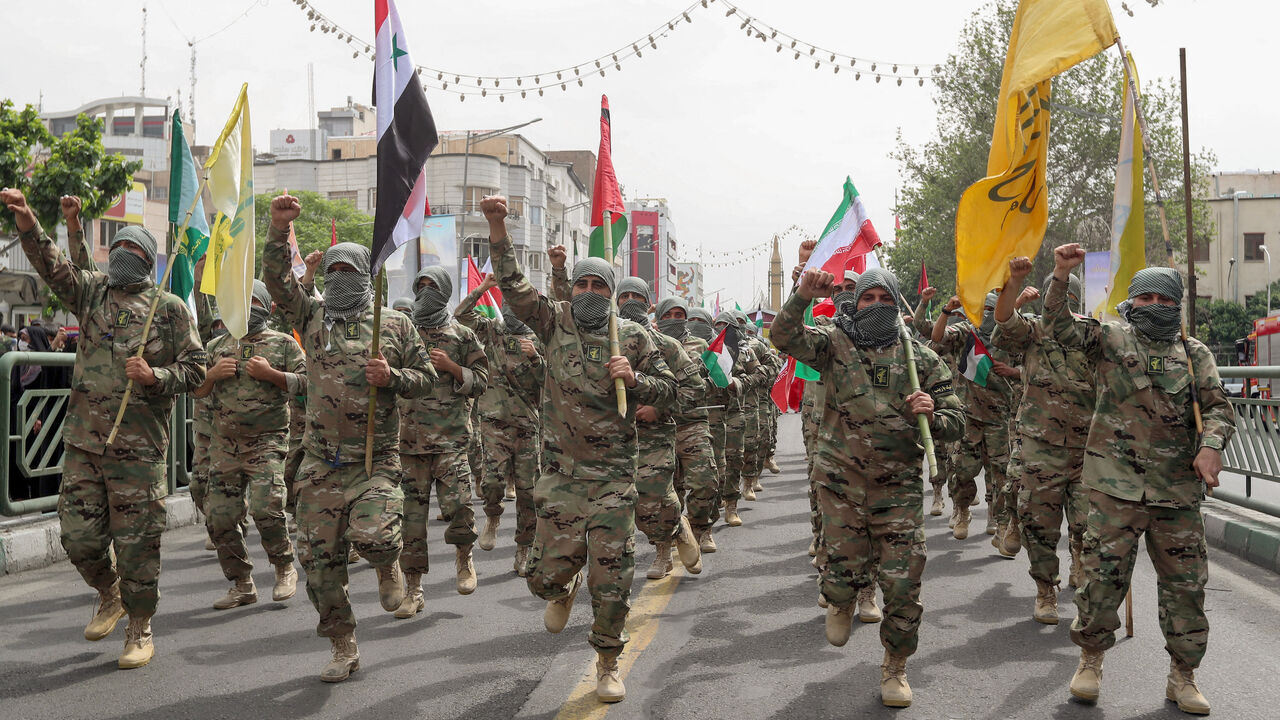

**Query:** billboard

left=103, top=181, right=146, bottom=225
left=269, top=129, right=326, bottom=161
left=675, top=262, right=702, bottom=304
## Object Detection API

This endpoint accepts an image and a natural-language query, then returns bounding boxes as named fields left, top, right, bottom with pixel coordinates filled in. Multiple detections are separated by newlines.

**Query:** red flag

left=917, top=262, right=929, bottom=295
left=812, top=298, right=835, bottom=318
left=591, top=95, right=625, bottom=228
left=330, top=217, right=338, bottom=247
left=771, top=356, right=805, bottom=413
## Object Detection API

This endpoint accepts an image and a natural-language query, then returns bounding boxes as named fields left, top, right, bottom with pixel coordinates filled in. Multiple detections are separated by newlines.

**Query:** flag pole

left=873, top=243, right=936, bottom=476
left=603, top=211, right=628, bottom=416
left=105, top=170, right=211, bottom=446
left=365, top=267, right=386, bottom=476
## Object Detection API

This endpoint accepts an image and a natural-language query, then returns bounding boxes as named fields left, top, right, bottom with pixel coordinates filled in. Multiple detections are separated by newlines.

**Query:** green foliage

left=888, top=0, right=1216, bottom=313
left=251, top=190, right=373, bottom=280
left=1196, top=299, right=1252, bottom=347
left=0, top=100, right=142, bottom=234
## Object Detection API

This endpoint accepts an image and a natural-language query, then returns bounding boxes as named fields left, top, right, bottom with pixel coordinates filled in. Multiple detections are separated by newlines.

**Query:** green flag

left=795, top=301, right=821, bottom=380
left=588, top=214, right=628, bottom=260
left=167, top=109, right=209, bottom=302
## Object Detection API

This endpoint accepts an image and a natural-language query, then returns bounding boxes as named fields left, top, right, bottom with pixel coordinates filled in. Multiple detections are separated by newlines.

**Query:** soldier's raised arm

left=992, top=257, right=1036, bottom=355
left=262, top=194, right=318, bottom=330
left=4, top=188, right=92, bottom=311
left=1044, top=244, right=1102, bottom=359
left=60, top=195, right=98, bottom=272
left=484, top=195, right=557, bottom=343
left=912, top=286, right=937, bottom=339
left=772, top=269, right=835, bottom=370
left=548, top=244, right=571, bottom=302
left=453, top=274, right=500, bottom=332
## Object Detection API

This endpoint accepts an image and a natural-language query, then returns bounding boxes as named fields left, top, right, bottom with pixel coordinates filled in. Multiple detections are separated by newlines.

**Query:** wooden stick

left=105, top=171, right=210, bottom=446
left=365, top=267, right=385, bottom=476
left=603, top=211, right=628, bottom=417
left=1125, top=587, right=1134, bottom=637
left=873, top=244, right=937, bottom=475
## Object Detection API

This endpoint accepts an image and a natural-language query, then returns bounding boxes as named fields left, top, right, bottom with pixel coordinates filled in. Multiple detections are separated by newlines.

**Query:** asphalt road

left=1, top=414, right=1278, bottom=719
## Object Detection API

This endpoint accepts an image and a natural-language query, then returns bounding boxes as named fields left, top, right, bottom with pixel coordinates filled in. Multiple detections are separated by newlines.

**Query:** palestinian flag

left=588, top=95, right=627, bottom=259
left=803, top=177, right=882, bottom=276
left=960, top=330, right=993, bottom=388
left=701, top=325, right=739, bottom=389
left=466, top=255, right=502, bottom=320
left=372, top=0, right=439, bottom=274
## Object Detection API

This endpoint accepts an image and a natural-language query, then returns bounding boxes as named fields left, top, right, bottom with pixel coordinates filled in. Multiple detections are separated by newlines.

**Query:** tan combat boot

left=765, top=456, right=780, bottom=474
left=204, top=535, right=216, bottom=551
left=825, top=604, right=854, bottom=647
left=857, top=586, right=882, bottom=624
left=807, top=537, right=817, bottom=557
left=674, top=517, right=703, bottom=574
left=273, top=563, right=298, bottom=602
left=596, top=652, right=626, bottom=703
left=320, top=632, right=360, bottom=682
left=880, top=650, right=913, bottom=708
left=544, top=573, right=582, bottom=633
left=1166, top=659, right=1210, bottom=715
left=347, top=545, right=361, bottom=564
left=84, top=581, right=127, bottom=641
left=513, top=545, right=530, bottom=577
left=478, top=514, right=500, bottom=551
left=646, top=542, right=673, bottom=580
left=376, top=559, right=406, bottom=610
left=456, top=545, right=478, bottom=594
left=948, top=507, right=958, bottom=529
left=504, top=478, right=517, bottom=500
left=999, top=521, right=1022, bottom=557
left=752, top=477, right=764, bottom=493
left=817, top=591, right=829, bottom=609
left=699, top=529, right=718, bottom=553
left=953, top=508, right=971, bottom=540
left=742, top=479, right=757, bottom=502
left=213, top=578, right=258, bottom=610
left=988, top=517, right=1002, bottom=538
left=1069, top=649, right=1105, bottom=702
left=930, top=493, right=945, bottom=517
left=1068, top=539, right=1084, bottom=589
left=394, top=573, right=425, bottom=619
left=724, top=500, right=743, bottom=527
left=1033, top=580, right=1059, bottom=625
left=117, top=616, right=154, bottom=669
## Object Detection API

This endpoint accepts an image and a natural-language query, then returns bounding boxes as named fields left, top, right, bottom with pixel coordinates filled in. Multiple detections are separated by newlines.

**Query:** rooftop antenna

left=140, top=3, right=148, bottom=96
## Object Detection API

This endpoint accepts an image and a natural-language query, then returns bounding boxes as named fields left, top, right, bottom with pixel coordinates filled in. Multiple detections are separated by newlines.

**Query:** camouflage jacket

left=266, top=304, right=308, bottom=444
left=191, top=291, right=219, bottom=438
left=639, top=327, right=705, bottom=437
left=748, top=337, right=782, bottom=400
left=992, top=311, right=1095, bottom=449
left=1043, top=275, right=1235, bottom=508
left=492, top=235, right=676, bottom=479
left=263, top=224, right=435, bottom=465
left=932, top=321, right=1019, bottom=424
left=773, top=292, right=964, bottom=502
left=455, top=286, right=544, bottom=427
left=913, top=308, right=967, bottom=407
left=672, top=332, right=712, bottom=424
left=204, top=329, right=306, bottom=439
left=19, top=221, right=206, bottom=460
left=399, top=319, right=489, bottom=454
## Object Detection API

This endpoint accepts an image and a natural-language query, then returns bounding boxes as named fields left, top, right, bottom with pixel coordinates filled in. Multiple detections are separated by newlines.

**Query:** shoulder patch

left=872, top=364, right=891, bottom=388
left=929, top=380, right=954, bottom=397
left=344, top=321, right=361, bottom=340
left=584, top=343, right=604, bottom=363
left=1147, top=355, right=1165, bottom=375
left=240, top=344, right=255, bottom=360
left=115, top=309, right=132, bottom=328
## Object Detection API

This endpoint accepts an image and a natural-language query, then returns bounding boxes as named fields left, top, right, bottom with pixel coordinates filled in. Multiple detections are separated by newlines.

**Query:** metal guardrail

left=0, top=351, right=191, bottom=517
left=1213, top=366, right=1280, bottom=517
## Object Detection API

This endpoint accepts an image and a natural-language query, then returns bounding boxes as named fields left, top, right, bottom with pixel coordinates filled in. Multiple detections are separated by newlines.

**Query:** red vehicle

left=1235, top=312, right=1280, bottom=398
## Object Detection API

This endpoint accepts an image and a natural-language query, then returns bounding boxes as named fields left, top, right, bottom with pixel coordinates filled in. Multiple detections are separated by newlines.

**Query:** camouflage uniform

left=634, top=327, right=703, bottom=545
left=772, top=291, right=964, bottom=656
left=492, top=236, right=676, bottom=659
left=718, top=328, right=768, bottom=507
left=1042, top=276, right=1235, bottom=669
left=189, top=292, right=220, bottom=524
left=263, top=224, right=435, bottom=638
left=740, top=330, right=777, bottom=490
left=456, top=287, right=545, bottom=550
left=398, top=317, right=488, bottom=573
left=668, top=332, right=718, bottom=534
left=913, top=310, right=958, bottom=504
left=202, top=328, right=305, bottom=582
left=19, top=221, right=206, bottom=619
left=991, top=310, right=1092, bottom=585
left=269, top=304, right=308, bottom=516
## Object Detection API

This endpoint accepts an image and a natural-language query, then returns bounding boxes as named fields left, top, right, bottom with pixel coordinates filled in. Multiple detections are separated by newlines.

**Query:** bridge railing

left=1213, top=366, right=1280, bottom=518
left=0, top=352, right=192, bottom=517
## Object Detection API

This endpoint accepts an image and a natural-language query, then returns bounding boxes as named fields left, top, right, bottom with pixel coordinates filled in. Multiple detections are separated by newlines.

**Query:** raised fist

left=1008, top=256, right=1033, bottom=280
left=480, top=195, right=509, bottom=225
left=797, top=270, right=835, bottom=301
left=60, top=195, right=83, bottom=220
left=547, top=244, right=567, bottom=270
left=1054, top=243, right=1086, bottom=271
left=270, top=194, right=302, bottom=230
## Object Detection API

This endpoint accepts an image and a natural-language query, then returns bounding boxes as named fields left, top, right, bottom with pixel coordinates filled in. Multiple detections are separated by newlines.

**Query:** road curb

left=0, top=491, right=201, bottom=576
left=1202, top=497, right=1280, bottom=574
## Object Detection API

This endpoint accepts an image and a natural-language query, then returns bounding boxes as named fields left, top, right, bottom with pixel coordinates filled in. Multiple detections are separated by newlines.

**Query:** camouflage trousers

left=801, top=406, right=821, bottom=540
left=951, top=414, right=1008, bottom=511
left=675, top=420, right=718, bottom=533
left=468, top=433, right=483, bottom=502
left=480, top=415, right=539, bottom=548
left=721, top=407, right=746, bottom=504
left=932, top=441, right=956, bottom=497
left=740, top=400, right=763, bottom=486
left=1012, top=435, right=1087, bottom=585
left=527, top=473, right=637, bottom=658
left=705, top=409, right=727, bottom=524
left=190, top=431, right=211, bottom=514
left=1071, top=490, right=1208, bottom=668
left=636, top=426, right=680, bottom=543
left=284, top=434, right=304, bottom=516
left=758, top=400, right=777, bottom=461
left=295, top=451, right=404, bottom=638
left=402, top=450, right=478, bottom=575
left=816, top=480, right=926, bottom=657
left=59, top=445, right=167, bottom=618
left=206, top=432, right=295, bottom=581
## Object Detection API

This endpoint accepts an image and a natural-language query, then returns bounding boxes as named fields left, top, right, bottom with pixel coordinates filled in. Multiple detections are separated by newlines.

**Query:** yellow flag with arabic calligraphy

left=200, top=83, right=255, bottom=339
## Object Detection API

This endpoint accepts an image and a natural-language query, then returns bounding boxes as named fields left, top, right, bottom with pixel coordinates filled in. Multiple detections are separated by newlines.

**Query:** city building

left=622, top=198, right=679, bottom=302
left=1199, top=171, right=1280, bottom=308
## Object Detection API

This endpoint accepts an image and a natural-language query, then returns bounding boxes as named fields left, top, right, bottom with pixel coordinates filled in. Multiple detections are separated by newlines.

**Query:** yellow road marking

left=553, top=559, right=687, bottom=720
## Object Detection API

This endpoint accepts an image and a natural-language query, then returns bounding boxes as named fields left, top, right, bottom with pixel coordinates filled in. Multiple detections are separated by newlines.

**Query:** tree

left=1196, top=299, right=1252, bottom=348
left=888, top=0, right=1216, bottom=312
left=251, top=190, right=373, bottom=281
left=0, top=100, right=142, bottom=235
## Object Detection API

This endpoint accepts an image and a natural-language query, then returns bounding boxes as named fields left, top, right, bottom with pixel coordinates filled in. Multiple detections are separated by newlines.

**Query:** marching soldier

left=713, top=311, right=767, bottom=526
left=1047, top=245, right=1234, bottom=715
left=686, top=306, right=732, bottom=540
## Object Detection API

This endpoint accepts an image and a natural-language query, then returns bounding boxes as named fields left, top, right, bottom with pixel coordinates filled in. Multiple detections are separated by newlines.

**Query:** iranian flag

left=959, top=330, right=993, bottom=388
left=802, top=177, right=882, bottom=276
left=372, top=0, right=439, bottom=274
left=701, top=325, right=739, bottom=389
left=466, top=255, right=502, bottom=320
left=793, top=299, right=834, bottom=381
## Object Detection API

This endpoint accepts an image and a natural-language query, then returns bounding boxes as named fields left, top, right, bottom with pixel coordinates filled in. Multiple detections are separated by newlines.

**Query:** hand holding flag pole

left=876, top=243, right=937, bottom=476
left=365, top=269, right=385, bottom=477
left=603, top=209, right=628, bottom=417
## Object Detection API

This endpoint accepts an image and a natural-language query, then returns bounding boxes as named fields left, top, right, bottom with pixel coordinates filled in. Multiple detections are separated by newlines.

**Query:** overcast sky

left=3, top=0, right=1275, bottom=309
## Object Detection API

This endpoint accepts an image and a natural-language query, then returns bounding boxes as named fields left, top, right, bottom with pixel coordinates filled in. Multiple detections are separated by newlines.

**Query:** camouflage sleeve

left=263, top=223, right=319, bottom=331
left=743, top=344, right=771, bottom=391
left=658, top=335, right=704, bottom=419
left=456, top=328, right=490, bottom=399
left=934, top=324, right=966, bottom=356
left=1043, top=274, right=1102, bottom=359
left=991, top=311, right=1034, bottom=355
left=68, top=228, right=96, bottom=271
left=771, top=292, right=832, bottom=370
left=1190, top=339, right=1236, bottom=451
left=18, top=222, right=92, bottom=311
left=917, top=343, right=965, bottom=443
left=193, top=291, right=218, bottom=345
left=551, top=266, right=572, bottom=302
left=911, top=300, right=934, bottom=338
left=387, top=319, right=436, bottom=399
left=490, top=234, right=558, bottom=345
left=453, top=286, right=498, bottom=334
left=142, top=300, right=208, bottom=397
left=631, top=330, right=677, bottom=408
left=283, top=335, right=307, bottom=397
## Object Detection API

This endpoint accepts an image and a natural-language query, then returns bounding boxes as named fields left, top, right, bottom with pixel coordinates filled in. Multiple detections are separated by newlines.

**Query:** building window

left=328, top=191, right=358, bottom=208
left=1246, top=232, right=1266, bottom=261
left=1192, top=235, right=1209, bottom=262
left=368, top=187, right=378, bottom=210
left=527, top=252, right=544, bottom=272
left=465, top=237, right=490, bottom=266
left=635, top=225, right=657, bottom=297
left=332, top=148, right=342, bottom=160
left=101, top=220, right=129, bottom=246
left=530, top=206, right=543, bottom=226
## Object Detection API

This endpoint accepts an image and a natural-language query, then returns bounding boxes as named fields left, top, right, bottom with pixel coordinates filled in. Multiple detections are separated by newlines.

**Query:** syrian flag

left=372, top=0, right=439, bottom=275
left=701, top=325, right=740, bottom=389
left=959, top=330, right=993, bottom=388
left=802, top=177, right=882, bottom=277
left=771, top=355, right=805, bottom=413
left=588, top=95, right=628, bottom=260
left=466, top=255, right=503, bottom=320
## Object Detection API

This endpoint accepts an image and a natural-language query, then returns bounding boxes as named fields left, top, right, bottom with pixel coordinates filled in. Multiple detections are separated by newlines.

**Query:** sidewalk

left=1202, top=496, right=1280, bottom=573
